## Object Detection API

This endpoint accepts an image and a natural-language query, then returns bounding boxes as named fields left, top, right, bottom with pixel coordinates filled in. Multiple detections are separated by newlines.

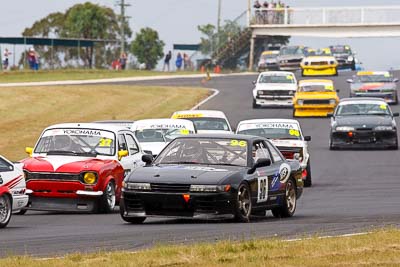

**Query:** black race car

left=329, top=98, right=399, bottom=150
left=329, top=45, right=356, bottom=70
left=120, top=134, right=303, bottom=223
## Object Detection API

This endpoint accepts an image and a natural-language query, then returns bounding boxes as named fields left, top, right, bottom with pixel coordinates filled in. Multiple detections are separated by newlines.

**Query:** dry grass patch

left=0, top=85, right=208, bottom=160
left=1, top=228, right=400, bottom=266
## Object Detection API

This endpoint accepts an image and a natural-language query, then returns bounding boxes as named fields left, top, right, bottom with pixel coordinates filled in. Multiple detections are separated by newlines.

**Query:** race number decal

left=257, top=176, right=268, bottom=203
left=99, top=138, right=112, bottom=147
left=279, top=163, right=291, bottom=183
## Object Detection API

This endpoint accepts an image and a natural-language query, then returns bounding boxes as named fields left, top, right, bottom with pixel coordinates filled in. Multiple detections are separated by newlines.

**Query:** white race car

left=236, top=119, right=312, bottom=187
left=171, top=110, right=233, bottom=134
left=252, top=71, right=297, bottom=108
left=0, top=155, right=29, bottom=228
left=131, top=118, right=196, bottom=157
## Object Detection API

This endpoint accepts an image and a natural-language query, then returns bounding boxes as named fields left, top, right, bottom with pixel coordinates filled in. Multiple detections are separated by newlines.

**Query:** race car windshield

left=155, top=138, right=248, bottom=167
left=34, top=128, right=116, bottom=156
left=280, top=47, right=304, bottom=56
left=259, top=75, right=295, bottom=84
left=357, top=75, right=393, bottom=83
left=238, top=127, right=302, bottom=140
left=336, top=103, right=391, bottom=116
left=299, top=84, right=333, bottom=92
left=261, top=54, right=278, bottom=60
left=330, top=46, right=351, bottom=54
left=185, top=117, right=230, bottom=131
left=135, top=128, right=193, bottom=143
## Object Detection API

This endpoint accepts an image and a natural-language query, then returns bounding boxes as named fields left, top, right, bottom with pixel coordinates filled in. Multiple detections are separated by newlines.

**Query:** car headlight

left=374, top=126, right=393, bottom=131
left=329, top=99, right=337, bottom=105
left=297, top=100, right=304, bottom=105
left=335, top=126, right=355, bottom=132
left=258, top=91, right=264, bottom=95
left=123, top=182, right=151, bottom=191
left=82, top=172, right=97, bottom=184
left=304, top=61, right=309, bottom=66
left=347, top=56, right=354, bottom=61
left=329, top=60, right=335, bottom=65
left=289, top=91, right=294, bottom=95
left=190, top=184, right=231, bottom=192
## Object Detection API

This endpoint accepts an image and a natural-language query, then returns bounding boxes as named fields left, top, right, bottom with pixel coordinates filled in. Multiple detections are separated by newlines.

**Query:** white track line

left=0, top=72, right=258, bottom=87
left=191, top=89, right=220, bottom=110
left=285, top=231, right=371, bottom=242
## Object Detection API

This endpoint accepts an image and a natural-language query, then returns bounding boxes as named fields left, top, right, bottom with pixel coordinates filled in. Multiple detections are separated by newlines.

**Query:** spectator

left=33, top=50, right=40, bottom=70
left=175, top=52, right=183, bottom=71
left=119, top=52, right=127, bottom=70
left=262, top=1, right=269, bottom=24
left=3, top=48, right=11, bottom=70
left=27, top=48, right=36, bottom=70
left=163, top=50, right=172, bottom=71
left=183, top=53, right=190, bottom=70
left=254, top=1, right=262, bottom=24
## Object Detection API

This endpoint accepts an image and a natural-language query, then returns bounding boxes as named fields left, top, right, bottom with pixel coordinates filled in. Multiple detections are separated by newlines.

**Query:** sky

left=1, top=0, right=400, bottom=70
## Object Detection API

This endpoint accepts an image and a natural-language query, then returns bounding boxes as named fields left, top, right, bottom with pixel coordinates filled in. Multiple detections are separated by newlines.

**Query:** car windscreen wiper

left=46, top=150, right=78, bottom=156
left=160, top=161, right=201, bottom=165
left=74, top=151, right=98, bottom=157
left=206, top=163, right=243, bottom=167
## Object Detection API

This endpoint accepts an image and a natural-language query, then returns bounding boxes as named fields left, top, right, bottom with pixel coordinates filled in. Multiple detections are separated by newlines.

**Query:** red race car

left=22, top=123, right=146, bottom=213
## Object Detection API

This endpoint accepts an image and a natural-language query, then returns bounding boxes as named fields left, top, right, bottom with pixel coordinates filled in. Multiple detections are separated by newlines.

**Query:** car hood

left=22, top=156, right=112, bottom=173
left=270, top=139, right=305, bottom=148
left=351, top=82, right=396, bottom=91
left=140, top=142, right=166, bottom=156
left=255, top=83, right=297, bottom=91
left=127, top=164, right=242, bottom=184
left=333, top=53, right=351, bottom=58
left=335, top=115, right=393, bottom=127
left=295, top=91, right=338, bottom=99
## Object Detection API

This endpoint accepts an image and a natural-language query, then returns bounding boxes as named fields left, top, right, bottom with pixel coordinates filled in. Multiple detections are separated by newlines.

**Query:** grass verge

left=1, top=229, right=399, bottom=266
left=0, top=84, right=209, bottom=160
left=0, top=69, right=201, bottom=83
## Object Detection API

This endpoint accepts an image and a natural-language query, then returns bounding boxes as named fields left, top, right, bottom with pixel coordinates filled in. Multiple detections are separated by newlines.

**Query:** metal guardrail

left=251, top=6, right=400, bottom=25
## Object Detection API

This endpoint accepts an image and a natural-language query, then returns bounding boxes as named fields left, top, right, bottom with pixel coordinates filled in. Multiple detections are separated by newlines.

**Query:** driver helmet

left=53, top=135, right=71, bottom=150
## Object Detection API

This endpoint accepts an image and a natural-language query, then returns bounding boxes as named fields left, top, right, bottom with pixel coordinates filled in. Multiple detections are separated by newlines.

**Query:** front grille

left=288, top=59, right=302, bottom=63
left=310, top=61, right=329, bottom=66
left=150, top=183, right=190, bottom=193
left=25, top=171, right=80, bottom=182
left=258, top=90, right=293, bottom=96
left=277, top=146, right=303, bottom=160
left=356, top=128, right=373, bottom=131
left=303, top=99, right=331, bottom=105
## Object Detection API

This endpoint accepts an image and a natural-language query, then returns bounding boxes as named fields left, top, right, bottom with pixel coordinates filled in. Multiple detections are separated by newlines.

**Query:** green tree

left=197, top=24, right=217, bottom=55
left=22, top=2, right=132, bottom=68
left=130, top=27, right=164, bottom=70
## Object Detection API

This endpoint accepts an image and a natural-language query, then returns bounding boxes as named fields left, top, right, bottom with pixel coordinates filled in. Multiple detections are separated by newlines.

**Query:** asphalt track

left=2, top=71, right=400, bottom=257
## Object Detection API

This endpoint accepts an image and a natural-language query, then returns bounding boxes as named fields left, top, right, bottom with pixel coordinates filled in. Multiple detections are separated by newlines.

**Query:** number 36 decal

left=257, top=176, right=268, bottom=203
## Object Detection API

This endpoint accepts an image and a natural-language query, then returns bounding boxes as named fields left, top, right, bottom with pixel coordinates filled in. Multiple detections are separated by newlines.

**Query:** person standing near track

left=3, top=48, right=11, bottom=70
left=175, top=52, right=183, bottom=71
left=163, top=50, right=172, bottom=71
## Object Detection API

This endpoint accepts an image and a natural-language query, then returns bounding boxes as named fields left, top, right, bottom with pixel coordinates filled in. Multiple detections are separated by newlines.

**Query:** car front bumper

left=294, top=104, right=336, bottom=117
left=25, top=195, right=99, bottom=212
left=255, top=97, right=293, bottom=107
left=330, top=130, right=397, bottom=149
left=351, top=91, right=397, bottom=104
left=121, top=190, right=236, bottom=218
left=301, top=66, right=337, bottom=76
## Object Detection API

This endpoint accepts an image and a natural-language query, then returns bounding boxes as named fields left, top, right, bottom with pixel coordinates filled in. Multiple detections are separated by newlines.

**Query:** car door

left=250, top=140, right=277, bottom=206
left=117, top=132, right=135, bottom=177
left=265, top=140, right=291, bottom=193
left=124, top=132, right=145, bottom=170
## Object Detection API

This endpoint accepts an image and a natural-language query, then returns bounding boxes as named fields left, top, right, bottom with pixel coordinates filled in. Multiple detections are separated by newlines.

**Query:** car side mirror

left=327, top=113, right=334, bottom=118
left=346, top=79, right=353, bottom=83
left=142, top=154, right=153, bottom=166
left=336, top=89, right=340, bottom=92
left=393, top=112, right=399, bottom=117
left=143, top=150, right=153, bottom=156
left=25, top=147, right=33, bottom=157
left=304, top=136, right=311, bottom=141
left=248, top=158, right=271, bottom=174
left=118, top=150, right=129, bottom=160
left=252, top=80, right=256, bottom=85
left=393, top=78, right=399, bottom=83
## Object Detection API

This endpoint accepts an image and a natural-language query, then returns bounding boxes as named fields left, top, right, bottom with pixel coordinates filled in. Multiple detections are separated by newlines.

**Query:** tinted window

left=266, top=142, right=283, bottom=163
left=0, top=158, right=13, bottom=172
left=118, top=134, right=128, bottom=151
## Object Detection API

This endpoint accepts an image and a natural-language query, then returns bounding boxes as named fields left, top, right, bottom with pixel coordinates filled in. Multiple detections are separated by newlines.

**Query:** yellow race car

left=293, top=79, right=340, bottom=117
left=300, top=48, right=338, bottom=76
